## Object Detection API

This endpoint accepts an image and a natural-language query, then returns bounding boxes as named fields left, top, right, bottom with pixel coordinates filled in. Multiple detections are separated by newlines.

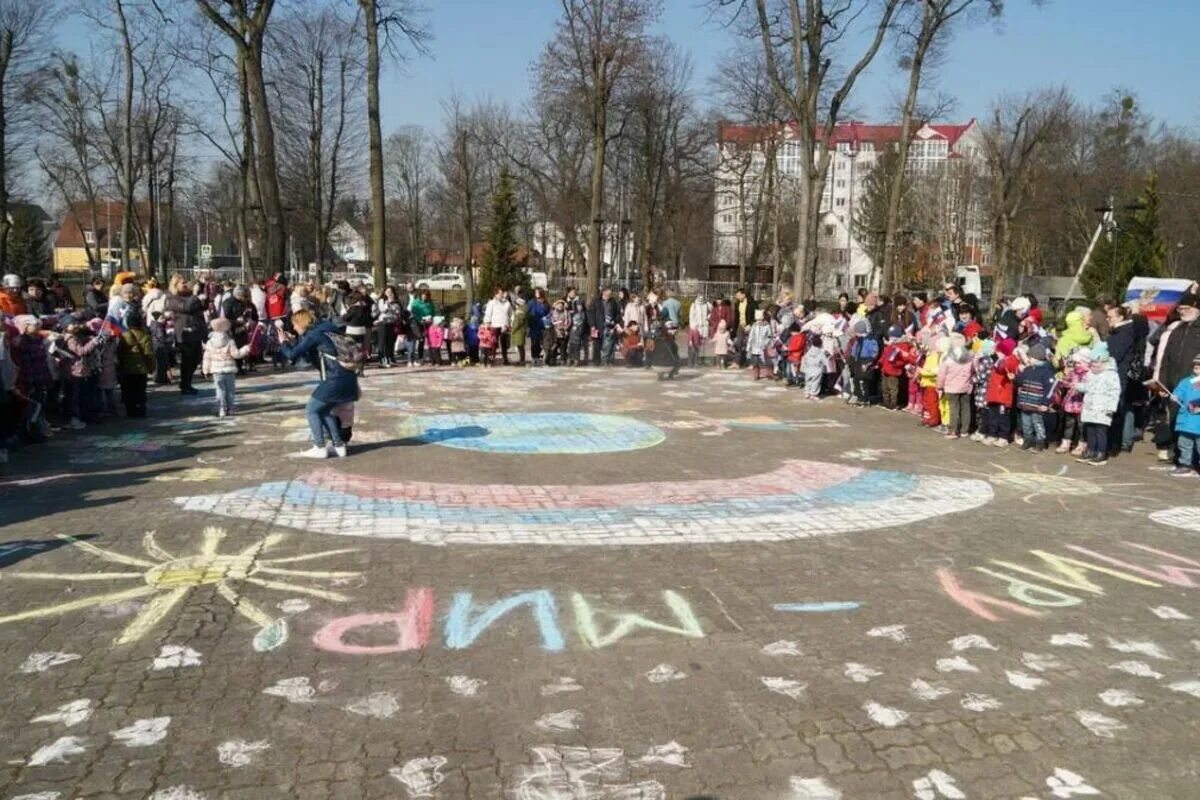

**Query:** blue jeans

left=214, top=373, right=236, bottom=414
left=306, top=396, right=344, bottom=448
left=1179, top=432, right=1198, bottom=467
left=1019, top=410, right=1046, bottom=444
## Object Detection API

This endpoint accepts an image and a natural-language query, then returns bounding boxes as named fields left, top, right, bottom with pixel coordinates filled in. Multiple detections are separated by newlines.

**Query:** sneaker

left=1075, top=453, right=1094, bottom=464
left=294, top=445, right=329, bottom=459
left=68, top=418, right=86, bottom=431
left=1020, top=442, right=1034, bottom=451
left=1034, top=443, right=1047, bottom=453
left=993, top=439, right=1010, bottom=448
left=1168, top=466, right=1195, bottom=478
left=218, top=409, right=227, bottom=419
left=970, top=432, right=985, bottom=442
left=1089, top=456, right=1108, bottom=467
left=1055, top=442, right=1070, bottom=454
left=1157, top=449, right=1172, bottom=462
left=333, top=444, right=348, bottom=459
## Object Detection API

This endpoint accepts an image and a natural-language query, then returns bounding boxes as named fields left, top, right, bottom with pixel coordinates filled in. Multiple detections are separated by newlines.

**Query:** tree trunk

left=881, top=55, right=926, bottom=294
left=587, top=94, right=607, bottom=298
left=0, top=37, right=11, bottom=273
left=115, top=0, right=135, bottom=273
left=991, top=214, right=1010, bottom=304
left=791, top=175, right=811, bottom=300
left=362, top=0, right=387, bottom=289
left=458, top=129, right=475, bottom=311
left=243, top=37, right=283, bottom=280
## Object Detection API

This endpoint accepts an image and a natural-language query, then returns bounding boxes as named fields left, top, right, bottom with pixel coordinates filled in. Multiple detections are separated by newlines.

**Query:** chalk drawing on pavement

left=1149, top=506, right=1200, bottom=532
left=0, top=530, right=360, bottom=651
left=398, top=412, right=665, bottom=454
left=174, top=460, right=994, bottom=545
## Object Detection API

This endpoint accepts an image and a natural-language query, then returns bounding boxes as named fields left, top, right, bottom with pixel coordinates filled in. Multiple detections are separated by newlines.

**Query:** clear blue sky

left=376, top=0, right=1200, bottom=134
left=52, top=0, right=1200, bottom=136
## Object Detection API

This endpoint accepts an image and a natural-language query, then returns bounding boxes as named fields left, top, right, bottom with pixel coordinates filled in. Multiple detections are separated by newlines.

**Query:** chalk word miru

left=937, top=541, right=1200, bottom=622
left=312, top=588, right=704, bottom=654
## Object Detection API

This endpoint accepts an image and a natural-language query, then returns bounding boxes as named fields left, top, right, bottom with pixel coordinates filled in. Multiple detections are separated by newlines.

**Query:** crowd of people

left=1, top=269, right=1198, bottom=472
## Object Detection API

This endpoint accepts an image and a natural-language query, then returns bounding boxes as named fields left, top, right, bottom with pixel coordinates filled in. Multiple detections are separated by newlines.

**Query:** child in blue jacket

left=1169, top=353, right=1200, bottom=476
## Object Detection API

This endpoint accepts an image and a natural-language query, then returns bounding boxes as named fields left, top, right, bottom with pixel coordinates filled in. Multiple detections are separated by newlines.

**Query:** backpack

left=323, top=331, right=364, bottom=372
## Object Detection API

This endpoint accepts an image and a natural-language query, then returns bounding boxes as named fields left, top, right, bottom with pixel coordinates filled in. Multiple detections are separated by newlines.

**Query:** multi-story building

left=714, top=119, right=991, bottom=298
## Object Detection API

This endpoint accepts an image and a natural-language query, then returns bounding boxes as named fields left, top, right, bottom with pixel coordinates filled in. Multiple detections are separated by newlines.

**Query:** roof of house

left=53, top=200, right=153, bottom=249
left=718, top=119, right=978, bottom=149
left=424, top=243, right=537, bottom=268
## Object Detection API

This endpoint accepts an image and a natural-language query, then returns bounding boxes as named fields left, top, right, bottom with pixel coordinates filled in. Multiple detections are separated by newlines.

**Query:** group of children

left=754, top=297, right=1199, bottom=472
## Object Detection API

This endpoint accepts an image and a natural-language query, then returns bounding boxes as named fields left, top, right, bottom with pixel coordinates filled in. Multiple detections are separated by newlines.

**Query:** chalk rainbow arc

left=174, top=461, right=993, bottom=546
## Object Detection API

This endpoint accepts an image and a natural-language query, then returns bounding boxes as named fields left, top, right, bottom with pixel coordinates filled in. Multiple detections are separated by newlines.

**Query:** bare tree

left=385, top=125, right=430, bottom=272
left=714, top=0, right=901, bottom=299
left=357, top=0, right=428, bottom=287
left=540, top=0, right=660, bottom=297
left=33, top=54, right=107, bottom=270
left=194, top=0, right=286, bottom=279
left=437, top=96, right=480, bottom=310
left=879, top=0, right=1003, bottom=293
left=981, top=86, right=1073, bottom=301
left=270, top=5, right=362, bottom=281
left=0, top=0, right=54, bottom=271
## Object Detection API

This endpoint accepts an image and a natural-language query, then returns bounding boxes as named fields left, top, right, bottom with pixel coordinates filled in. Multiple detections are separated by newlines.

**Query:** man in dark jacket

left=731, top=288, right=758, bottom=367
left=164, top=285, right=205, bottom=394
left=84, top=277, right=108, bottom=318
left=1152, top=292, right=1200, bottom=461
left=586, top=288, right=620, bottom=366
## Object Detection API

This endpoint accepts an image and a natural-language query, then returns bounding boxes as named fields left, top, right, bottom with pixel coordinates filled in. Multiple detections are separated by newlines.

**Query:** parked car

left=525, top=270, right=548, bottom=290
left=417, top=272, right=465, bottom=290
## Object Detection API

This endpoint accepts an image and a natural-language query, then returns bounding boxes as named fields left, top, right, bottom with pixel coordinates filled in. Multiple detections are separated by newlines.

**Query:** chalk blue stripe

left=773, top=601, right=861, bottom=612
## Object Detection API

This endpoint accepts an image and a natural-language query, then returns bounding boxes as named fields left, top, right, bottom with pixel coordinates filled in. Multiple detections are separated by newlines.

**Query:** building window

left=837, top=249, right=847, bottom=263
left=853, top=274, right=867, bottom=288
left=837, top=141, right=851, bottom=153
left=824, top=225, right=835, bottom=237
left=835, top=198, right=846, bottom=207
left=83, top=230, right=96, bottom=245
left=721, top=214, right=733, bottom=226
left=836, top=179, right=846, bottom=188
left=835, top=274, right=845, bottom=288
left=861, top=142, right=874, bottom=152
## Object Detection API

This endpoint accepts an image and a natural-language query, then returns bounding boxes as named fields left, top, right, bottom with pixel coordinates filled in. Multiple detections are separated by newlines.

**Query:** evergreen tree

left=1081, top=173, right=1166, bottom=302
left=477, top=168, right=528, bottom=299
left=6, top=207, right=49, bottom=277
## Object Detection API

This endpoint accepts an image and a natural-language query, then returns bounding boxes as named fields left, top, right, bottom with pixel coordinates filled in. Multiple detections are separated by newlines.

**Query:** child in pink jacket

left=937, top=332, right=975, bottom=438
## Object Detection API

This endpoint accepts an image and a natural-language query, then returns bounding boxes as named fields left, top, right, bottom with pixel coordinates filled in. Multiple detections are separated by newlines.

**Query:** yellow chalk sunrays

left=942, top=461, right=1156, bottom=510
left=0, top=529, right=360, bottom=651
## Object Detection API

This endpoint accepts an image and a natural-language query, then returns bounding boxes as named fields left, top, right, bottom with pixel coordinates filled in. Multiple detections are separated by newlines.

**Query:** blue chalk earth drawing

left=398, top=412, right=665, bottom=454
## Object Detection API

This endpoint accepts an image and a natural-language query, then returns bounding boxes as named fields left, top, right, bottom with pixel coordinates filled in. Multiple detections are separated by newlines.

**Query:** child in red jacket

left=879, top=325, right=916, bottom=410
left=983, top=338, right=1019, bottom=446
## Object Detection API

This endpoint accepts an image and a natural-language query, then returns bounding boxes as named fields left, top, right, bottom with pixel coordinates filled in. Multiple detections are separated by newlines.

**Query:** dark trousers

left=1062, top=414, right=1083, bottom=447
left=177, top=341, right=201, bottom=390
left=946, top=392, right=970, bottom=435
left=119, top=373, right=148, bottom=418
left=1085, top=422, right=1109, bottom=457
left=530, top=330, right=544, bottom=362
left=986, top=403, right=1011, bottom=439
left=375, top=323, right=396, bottom=363
left=660, top=338, right=680, bottom=378
left=154, top=347, right=172, bottom=383
left=552, top=336, right=568, bottom=366
left=881, top=375, right=902, bottom=409
left=492, top=328, right=511, bottom=364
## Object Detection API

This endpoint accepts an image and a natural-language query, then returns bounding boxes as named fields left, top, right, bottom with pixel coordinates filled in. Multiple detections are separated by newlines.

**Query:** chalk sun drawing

left=217, top=739, right=271, bottom=767
left=111, top=717, right=170, bottom=747
left=762, top=676, right=807, bottom=700
left=1108, top=660, right=1163, bottom=679
left=28, top=736, right=87, bottom=766
left=910, top=679, right=953, bottom=701
left=863, top=701, right=908, bottom=728
left=1046, top=768, right=1102, bottom=798
left=1098, top=689, right=1143, bottom=707
left=935, top=461, right=1152, bottom=509
left=913, top=769, right=966, bottom=800
left=0, top=530, right=360, bottom=651
left=1075, top=710, right=1126, bottom=738
left=398, top=412, right=665, bottom=454
left=390, top=756, right=448, bottom=798
left=174, top=460, right=994, bottom=546
left=19, top=651, right=80, bottom=673
left=508, top=745, right=665, bottom=800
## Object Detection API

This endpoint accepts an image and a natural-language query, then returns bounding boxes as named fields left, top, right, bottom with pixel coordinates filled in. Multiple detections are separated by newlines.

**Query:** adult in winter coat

left=688, top=295, right=713, bottom=366
left=483, top=288, right=514, bottom=365
left=1152, top=292, right=1200, bottom=460
left=280, top=309, right=359, bottom=459
left=163, top=277, right=205, bottom=394
left=526, top=288, right=549, bottom=363
left=586, top=288, right=621, bottom=365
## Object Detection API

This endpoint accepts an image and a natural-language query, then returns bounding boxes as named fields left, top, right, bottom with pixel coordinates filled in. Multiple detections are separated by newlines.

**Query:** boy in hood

left=880, top=325, right=916, bottom=410
left=1168, top=354, right=1200, bottom=476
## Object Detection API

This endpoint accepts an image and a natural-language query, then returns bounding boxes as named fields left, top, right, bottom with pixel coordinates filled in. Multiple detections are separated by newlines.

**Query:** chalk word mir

left=938, top=541, right=1200, bottom=622
left=312, top=589, right=705, bottom=654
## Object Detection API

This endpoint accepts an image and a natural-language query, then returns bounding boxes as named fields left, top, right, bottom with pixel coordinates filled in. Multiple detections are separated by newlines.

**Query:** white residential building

left=328, top=220, right=368, bottom=265
left=714, top=120, right=991, bottom=298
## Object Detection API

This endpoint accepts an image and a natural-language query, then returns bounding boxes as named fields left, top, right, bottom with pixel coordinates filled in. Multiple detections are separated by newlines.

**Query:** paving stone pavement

left=0, top=362, right=1198, bottom=799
